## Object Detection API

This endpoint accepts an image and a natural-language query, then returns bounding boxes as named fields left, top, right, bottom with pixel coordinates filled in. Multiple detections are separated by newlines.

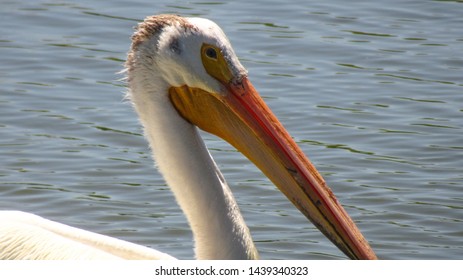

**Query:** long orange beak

left=169, top=77, right=377, bottom=260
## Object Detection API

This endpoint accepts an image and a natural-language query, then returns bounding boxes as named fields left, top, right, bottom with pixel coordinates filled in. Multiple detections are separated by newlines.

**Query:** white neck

left=128, top=77, right=258, bottom=259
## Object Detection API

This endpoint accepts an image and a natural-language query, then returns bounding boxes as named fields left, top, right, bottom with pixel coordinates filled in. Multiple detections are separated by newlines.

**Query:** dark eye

left=205, top=47, right=218, bottom=59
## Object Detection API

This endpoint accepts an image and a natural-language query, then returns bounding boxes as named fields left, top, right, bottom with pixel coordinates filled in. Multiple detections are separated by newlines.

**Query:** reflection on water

left=1, top=0, right=462, bottom=259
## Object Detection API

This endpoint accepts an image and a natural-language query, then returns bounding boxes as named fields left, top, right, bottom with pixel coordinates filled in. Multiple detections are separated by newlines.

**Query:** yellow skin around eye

left=201, top=43, right=234, bottom=84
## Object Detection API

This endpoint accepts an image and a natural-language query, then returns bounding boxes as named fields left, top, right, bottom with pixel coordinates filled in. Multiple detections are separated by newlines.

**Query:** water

left=1, top=0, right=462, bottom=260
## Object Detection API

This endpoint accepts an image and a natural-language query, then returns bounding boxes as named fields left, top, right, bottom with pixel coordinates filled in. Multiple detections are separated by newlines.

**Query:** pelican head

left=126, top=14, right=376, bottom=260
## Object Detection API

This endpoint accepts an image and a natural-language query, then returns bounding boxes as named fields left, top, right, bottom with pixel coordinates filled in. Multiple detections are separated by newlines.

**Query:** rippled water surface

left=1, top=0, right=462, bottom=259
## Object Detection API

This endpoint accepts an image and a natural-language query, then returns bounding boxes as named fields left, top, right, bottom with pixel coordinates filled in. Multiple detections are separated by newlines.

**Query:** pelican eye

left=201, top=43, right=233, bottom=84
left=205, top=47, right=218, bottom=60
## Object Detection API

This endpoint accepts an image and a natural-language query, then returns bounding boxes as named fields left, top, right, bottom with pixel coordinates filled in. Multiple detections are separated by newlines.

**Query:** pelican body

left=0, top=15, right=377, bottom=260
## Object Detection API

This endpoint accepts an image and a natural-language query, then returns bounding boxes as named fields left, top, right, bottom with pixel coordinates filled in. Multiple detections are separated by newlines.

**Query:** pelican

left=0, top=14, right=377, bottom=260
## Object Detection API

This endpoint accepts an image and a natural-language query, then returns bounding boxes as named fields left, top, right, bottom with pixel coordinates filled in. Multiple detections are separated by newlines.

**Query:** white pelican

left=0, top=14, right=377, bottom=260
